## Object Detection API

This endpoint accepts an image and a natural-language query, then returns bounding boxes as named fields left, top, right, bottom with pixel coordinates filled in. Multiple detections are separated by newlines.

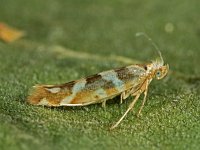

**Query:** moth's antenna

left=135, top=32, right=164, bottom=64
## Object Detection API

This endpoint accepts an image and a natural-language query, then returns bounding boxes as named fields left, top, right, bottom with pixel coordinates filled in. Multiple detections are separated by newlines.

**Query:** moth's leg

left=137, top=80, right=149, bottom=117
left=102, top=100, right=106, bottom=108
left=110, top=93, right=141, bottom=130
left=120, top=90, right=132, bottom=104
left=120, top=92, right=125, bottom=104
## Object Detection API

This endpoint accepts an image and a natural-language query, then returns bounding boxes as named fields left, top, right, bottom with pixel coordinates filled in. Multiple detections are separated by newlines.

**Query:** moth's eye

left=156, top=70, right=162, bottom=78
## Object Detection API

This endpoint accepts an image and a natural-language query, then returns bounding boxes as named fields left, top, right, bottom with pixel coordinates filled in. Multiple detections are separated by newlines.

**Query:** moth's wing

left=28, top=64, right=147, bottom=106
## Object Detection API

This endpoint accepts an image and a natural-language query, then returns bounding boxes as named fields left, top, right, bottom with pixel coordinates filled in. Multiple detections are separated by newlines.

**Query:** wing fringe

left=27, top=85, right=48, bottom=105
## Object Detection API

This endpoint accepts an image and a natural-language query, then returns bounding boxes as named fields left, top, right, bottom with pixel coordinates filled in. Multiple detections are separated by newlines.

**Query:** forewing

left=28, top=64, right=147, bottom=106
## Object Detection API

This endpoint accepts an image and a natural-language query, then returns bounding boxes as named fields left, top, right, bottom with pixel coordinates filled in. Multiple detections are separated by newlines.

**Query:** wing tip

left=27, top=85, right=46, bottom=105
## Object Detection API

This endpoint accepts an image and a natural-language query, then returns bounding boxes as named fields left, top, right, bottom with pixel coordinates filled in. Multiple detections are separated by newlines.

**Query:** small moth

left=27, top=52, right=169, bottom=129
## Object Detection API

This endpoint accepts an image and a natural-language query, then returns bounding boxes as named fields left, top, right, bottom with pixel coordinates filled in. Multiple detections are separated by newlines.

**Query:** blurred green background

left=0, top=0, right=200, bottom=150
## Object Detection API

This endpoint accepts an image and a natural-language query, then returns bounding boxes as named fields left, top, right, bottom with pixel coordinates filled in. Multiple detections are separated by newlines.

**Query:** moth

left=27, top=51, right=169, bottom=129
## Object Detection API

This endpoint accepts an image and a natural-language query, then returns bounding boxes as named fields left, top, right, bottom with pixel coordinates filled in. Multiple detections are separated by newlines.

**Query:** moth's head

left=154, top=64, right=169, bottom=80
left=152, top=51, right=169, bottom=80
